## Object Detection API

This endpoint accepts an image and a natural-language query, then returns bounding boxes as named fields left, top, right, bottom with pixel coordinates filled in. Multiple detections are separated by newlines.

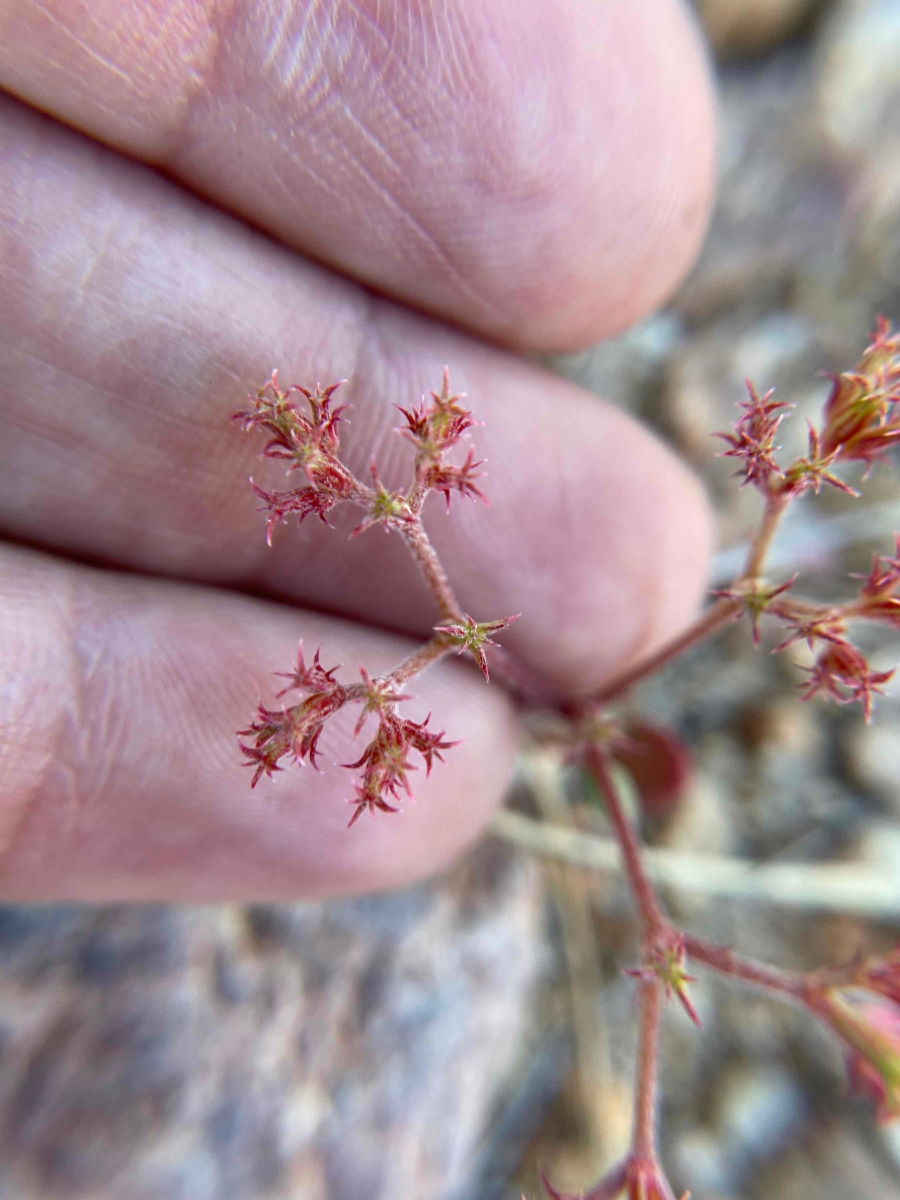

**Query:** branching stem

left=588, top=597, right=740, bottom=708
left=400, top=520, right=463, bottom=625
left=587, top=485, right=793, bottom=709
left=681, top=934, right=807, bottom=1000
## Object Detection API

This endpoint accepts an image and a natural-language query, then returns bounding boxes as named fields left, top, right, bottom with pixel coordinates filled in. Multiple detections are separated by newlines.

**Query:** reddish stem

left=743, top=490, right=790, bottom=579
left=587, top=745, right=665, bottom=933
left=632, top=979, right=663, bottom=1162
left=384, top=636, right=455, bottom=688
left=587, top=487, right=792, bottom=710
left=399, top=520, right=462, bottom=624
left=681, top=934, right=807, bottom=1000
left=588, top=597, right=741, bottom=708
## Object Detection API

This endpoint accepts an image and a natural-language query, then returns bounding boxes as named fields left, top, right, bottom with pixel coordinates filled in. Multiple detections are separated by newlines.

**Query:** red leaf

left=609, top=721, right=691, bottom=823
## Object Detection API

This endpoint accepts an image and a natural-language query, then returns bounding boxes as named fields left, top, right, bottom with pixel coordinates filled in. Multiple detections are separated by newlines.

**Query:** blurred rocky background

left=534, top=1, right=900, bottom=1196
left=3, top=1, right=900, bottom=1196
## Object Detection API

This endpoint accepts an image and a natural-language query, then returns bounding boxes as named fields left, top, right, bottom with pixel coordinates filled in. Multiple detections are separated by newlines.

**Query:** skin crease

left=0, top=0, right=716, bottom=900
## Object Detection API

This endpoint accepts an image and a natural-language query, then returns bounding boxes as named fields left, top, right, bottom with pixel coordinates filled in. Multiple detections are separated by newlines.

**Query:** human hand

left=0, top=0, right=714, bottom=900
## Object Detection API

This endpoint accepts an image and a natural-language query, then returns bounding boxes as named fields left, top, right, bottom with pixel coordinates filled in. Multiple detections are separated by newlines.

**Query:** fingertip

left=0, top=0, right=714, bottom=351
left=616, top=427, right=715, bottom=671
left=0, top=547, right=521, bottom=901
left=493, top=0, right=716, bottom=352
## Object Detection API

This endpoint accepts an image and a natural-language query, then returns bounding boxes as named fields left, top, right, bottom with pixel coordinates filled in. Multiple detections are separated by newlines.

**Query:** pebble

left=738, top=696, right=820, bottom=756
left=843, top=720, right=900, bottom=814
left=697, top=0, right=826, bottom=56
left=814, top=0, right=900, bottom=157
left=848, top=817, right=900, bottom=872
left=669, top=1125, right=731, bottom=1196
left=712, top=1061, right=807, bottom=1169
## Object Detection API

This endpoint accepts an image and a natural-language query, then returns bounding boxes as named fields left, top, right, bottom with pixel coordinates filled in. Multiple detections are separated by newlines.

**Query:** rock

left=656, top=768, right=736, bottom=858
left=738, top=697, right=821, bottom=757
left=848, top=818, right=900, bottom=873
left=856, top=153, right=900, bottom=286
left=673, top=52, right=849, bottom=329
left=548, top=311, right=685, bottom=417
left=806, top=0, right=900, bottom=335
left=697, top=0, right=827, bottom=58
left=0, top=840, right=546, bottom=1200
left=814, top=0, right=900, bottom=158
left=877, top=1117, right=900, bottom=1173
left=754, top=1125, right=900, bottom=1198
left=669, top=1125, right=730, bottom=1197
left=842, top=720, right=900, bottom=813
left=711, top=1061, right=807, bottom=1176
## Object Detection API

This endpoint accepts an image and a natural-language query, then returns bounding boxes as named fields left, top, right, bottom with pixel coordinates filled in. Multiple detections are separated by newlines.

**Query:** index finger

left=0, top=0, right=714, bottom=350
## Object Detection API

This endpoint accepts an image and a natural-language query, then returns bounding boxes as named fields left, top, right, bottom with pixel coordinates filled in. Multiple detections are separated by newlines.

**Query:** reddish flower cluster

left=236, top=367, right=487, bottom=544
left=345, top=712, right=456, bottom=826
left=819, top=316, right=900, bottom=469
left=421, top=448, right=486, bottom=508
left=852, top=534, right=900, bottom=623
left=434, top=613, right=519, bottom=680
left=349, top=468, right=416, bottom=538
left=717, top=381, right=790, bottom=488
left=712, top=322, right=900, bottom=719
left=398, top=367, right=487, bottom=508
left=234, top=374, right=358, bottom=543
left=719, top=320, right=900, bottom=499
left=238, top=643, right=455, bottom=825
left=238, top=644, right=348, bottom=784
left=782, top=423, right=859, bottom=499
left=235, top=370, right=515, bottom=823
left=807, top=948, right=900, bottom=1121
left=712, top=576, right=797, bottom=646
left=718, top=581, right=896, bottom=720
left=799, top=641, right=894, bottom=721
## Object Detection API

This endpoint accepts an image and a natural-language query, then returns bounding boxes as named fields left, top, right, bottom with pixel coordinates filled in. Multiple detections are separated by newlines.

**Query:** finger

left=0, top=97, right=712, bottom=696
left=0, top=543, right=519, bottom=901
left=0, top=0, right=714, bottom=350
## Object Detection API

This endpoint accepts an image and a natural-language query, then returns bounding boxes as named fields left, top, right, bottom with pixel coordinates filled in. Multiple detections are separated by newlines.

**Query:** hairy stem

left=384, top=635, right=455, bottom=688
left=743, top=490, right=790, bottom=579
left=400, top=520, right=463, bottom=624
left=632, top=979, right=663, bottom=1162
left=406, top=472, right=429, bottom=515
left=681, top=934, right=807, bottom=1000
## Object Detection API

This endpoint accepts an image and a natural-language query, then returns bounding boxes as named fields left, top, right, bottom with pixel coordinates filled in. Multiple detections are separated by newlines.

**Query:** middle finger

left=0, top=95, right=711, bottom=695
